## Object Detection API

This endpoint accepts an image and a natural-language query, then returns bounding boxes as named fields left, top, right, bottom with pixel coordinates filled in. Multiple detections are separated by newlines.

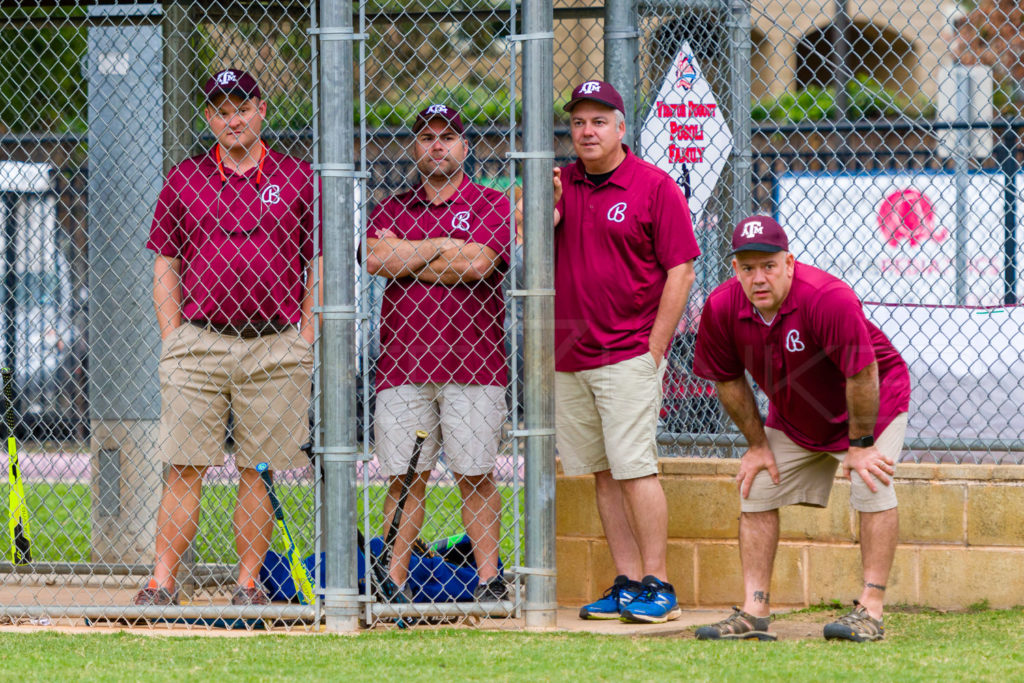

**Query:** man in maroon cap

left=137, top=68, right=318, bottom=607
left=365, top=104, right=511, bottom=602
left=551, top=80, right=700, bottom=624
left=692, top=215, right=910, bottom=642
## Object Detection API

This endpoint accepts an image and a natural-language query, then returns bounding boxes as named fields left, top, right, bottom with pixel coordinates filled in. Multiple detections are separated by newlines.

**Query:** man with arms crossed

left=693, top=215, right=911, bottom=642
left=138, top=69, right=318, bottom=606
left=366, top=105, right=510, bottom=601
left=553, top=80, right=699, bottom=623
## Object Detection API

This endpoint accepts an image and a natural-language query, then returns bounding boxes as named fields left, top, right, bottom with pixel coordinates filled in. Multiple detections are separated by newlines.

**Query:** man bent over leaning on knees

left=692, top=215, right=911, bottom=642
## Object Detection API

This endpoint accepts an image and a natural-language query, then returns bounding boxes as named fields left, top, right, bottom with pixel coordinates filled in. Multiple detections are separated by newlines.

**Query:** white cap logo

left=579, top=81, right=602, bottom=95
left=741, top=220, right=763, bottom=239
left=425, top=104, right=449, bottom=115
left=216, top=71, right=238, bottom=85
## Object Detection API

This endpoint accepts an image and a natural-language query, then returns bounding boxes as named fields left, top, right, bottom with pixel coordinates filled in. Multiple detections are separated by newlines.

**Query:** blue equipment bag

left=261, top=534, right=503, bottom=603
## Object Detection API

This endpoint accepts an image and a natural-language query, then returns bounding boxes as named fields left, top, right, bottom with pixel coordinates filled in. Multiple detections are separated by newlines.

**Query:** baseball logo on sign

left=741, top=220, right=763, bottom=239
left=579, top=81, right=601, bottom=95
left=451, top=210, right=471, bottom=232
left=216, top=71, right=238, bottom=85
left=785, top=329, right=805, bottom=353
left=261, top=184, right=281, bottom=205
left=607, top=202, right=627, bottom=223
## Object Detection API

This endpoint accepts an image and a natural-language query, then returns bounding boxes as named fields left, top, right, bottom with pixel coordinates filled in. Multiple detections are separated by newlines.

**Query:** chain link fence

left=633, top=0, right=1024, bottom=465
left=1, top=0, right=1022, bottom=633
left=0, top=0, right=320, bottom=630
left=356, top=0, right=524, bottom=627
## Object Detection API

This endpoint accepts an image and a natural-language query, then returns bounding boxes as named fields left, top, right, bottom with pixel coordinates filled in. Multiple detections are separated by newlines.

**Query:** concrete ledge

left=556, top=458, right=1024, bottom=610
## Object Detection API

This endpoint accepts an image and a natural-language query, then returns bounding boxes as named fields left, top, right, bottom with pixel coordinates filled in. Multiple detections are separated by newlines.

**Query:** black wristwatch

left=848, top=435, right=875, bottom=448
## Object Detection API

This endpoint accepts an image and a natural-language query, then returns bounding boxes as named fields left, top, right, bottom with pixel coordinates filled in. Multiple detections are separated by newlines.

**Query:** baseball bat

left=2, top=368, right=30, bottom=565
left=256, top=462, right=315, bottom=605
left=378, top=429, right=428, bottom=578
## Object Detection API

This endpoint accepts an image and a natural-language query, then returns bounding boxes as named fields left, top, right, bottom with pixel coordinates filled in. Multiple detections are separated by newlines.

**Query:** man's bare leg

left=620, top=474, right=668, bottom=580
left=234, top=466, right=274, bottom=590
left=593, top=469, right=642, bottom=580
left=456, top=473, right=501, bottom=581
left=740, top=510, right=779, bottom=617
left=152, top=465, right=206, bottom=591
left=382, top=471, right=430, bottom=587
left=857, top=507, right=898, bottom=619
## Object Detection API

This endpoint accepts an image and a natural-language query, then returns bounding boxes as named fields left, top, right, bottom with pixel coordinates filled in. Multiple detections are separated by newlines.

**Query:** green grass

left=1, top=483, right=524, bottom=566
left=0, top=608, right=1022, bottom=681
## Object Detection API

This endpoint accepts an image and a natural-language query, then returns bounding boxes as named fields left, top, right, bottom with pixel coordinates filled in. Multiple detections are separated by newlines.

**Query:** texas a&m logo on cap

left=740, top=220, right=763, bottom=239
left=216, top=71, right=238, bottom=86
left=425, top=104, right=449, bottom=115
left=579, top=81, right=602, bottom=95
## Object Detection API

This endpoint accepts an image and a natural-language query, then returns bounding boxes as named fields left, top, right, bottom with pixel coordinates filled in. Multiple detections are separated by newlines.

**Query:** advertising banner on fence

left=868, top=303, right=1024, bottom=443
left=639, top=42, right=732, bottom=226
left=776, top=171, right=1010, bottom=306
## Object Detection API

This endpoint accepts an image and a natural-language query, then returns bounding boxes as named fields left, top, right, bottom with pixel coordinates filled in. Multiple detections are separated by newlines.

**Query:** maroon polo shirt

left=367, top=177, right=511, bottom=390
left=147, top=146, right=316, bottom=324
left=554, top=146, right=700, bottom=371
left=693, top=262, right=911, bottom=452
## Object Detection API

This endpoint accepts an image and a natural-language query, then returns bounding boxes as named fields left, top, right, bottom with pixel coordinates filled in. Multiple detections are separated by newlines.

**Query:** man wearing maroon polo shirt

left=692, top=215, right=910, bottom=642
left=137, top=69, right=318, bottom=607
left=553, top=80, right=699, bottom=624
left=365, top=104, right=511, bottom=602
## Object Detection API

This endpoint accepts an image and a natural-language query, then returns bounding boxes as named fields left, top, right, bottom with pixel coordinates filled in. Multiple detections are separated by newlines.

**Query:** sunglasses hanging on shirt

left=215, top=141, right=268, bottom=237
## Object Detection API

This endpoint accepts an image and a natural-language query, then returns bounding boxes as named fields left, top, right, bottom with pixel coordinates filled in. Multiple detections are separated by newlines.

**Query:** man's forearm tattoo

left=753, top=590, right=769, bottom=603
left=865, top=582, right=886, bottom=591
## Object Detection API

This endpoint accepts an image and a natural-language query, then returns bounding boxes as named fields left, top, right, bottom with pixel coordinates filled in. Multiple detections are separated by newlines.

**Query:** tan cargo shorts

left=741, top=413, right=908, bottom=513
left=555, top=352, right=667, bottom=480
left=157, top=323, right=313, bottom=471
left=374, top=383, right=507, bottom=477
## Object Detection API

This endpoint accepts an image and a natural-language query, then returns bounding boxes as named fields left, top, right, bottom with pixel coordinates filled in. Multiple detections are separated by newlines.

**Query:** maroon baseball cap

left=203, top=69, right=261, bottom=101
left=413, top=104, right=464, bottom=135
left=730, top=215, right=789, bottom=255
left=563, top=80, right=625, bottom=113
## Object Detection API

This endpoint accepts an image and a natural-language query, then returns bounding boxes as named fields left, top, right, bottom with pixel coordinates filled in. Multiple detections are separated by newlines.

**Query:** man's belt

left=189, top=319, right=291, bottom=339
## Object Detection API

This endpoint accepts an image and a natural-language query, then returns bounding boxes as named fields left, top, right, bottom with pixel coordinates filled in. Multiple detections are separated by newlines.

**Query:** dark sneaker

left=231, top=584, right=270, bottom=606
left=133, top=581, right=178, bottom=606
left=620, top=575, right=682, bottom=624
left=695, top=606, right=776, bottom=641
left=579, top=575, right=644, bottom=620
left=823, top=601, right=885, bottom=642
left=474, top=576, right=509, bottom=601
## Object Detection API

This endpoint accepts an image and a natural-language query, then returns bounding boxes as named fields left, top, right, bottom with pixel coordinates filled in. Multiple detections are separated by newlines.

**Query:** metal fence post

left=605, top=0, right=638, bottom=145
left=521, top=0, right=557, bottom=630
left=722, top=0, right=752, bottom=261
left=319, top=0, right=360, bottom=632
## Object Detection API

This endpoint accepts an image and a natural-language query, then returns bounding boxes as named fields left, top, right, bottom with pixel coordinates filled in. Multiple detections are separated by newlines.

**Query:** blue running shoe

left=578, top=575, right=644, bottom=620
left=620, top=575, right=682, bottom=624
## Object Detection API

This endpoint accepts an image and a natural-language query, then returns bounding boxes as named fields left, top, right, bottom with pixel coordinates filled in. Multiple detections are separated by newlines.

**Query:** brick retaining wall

left=556, top=459, right=1024, bottom=609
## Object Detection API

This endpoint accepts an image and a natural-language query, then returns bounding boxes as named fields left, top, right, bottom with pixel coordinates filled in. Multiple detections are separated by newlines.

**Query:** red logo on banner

left=877, top=188, right=948, bottom=247
left=674, top=54, right=697, bottom=91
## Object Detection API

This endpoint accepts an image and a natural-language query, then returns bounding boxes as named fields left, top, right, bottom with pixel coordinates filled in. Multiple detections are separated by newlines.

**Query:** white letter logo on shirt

left=785, top=329, right=805, bottom=353
left=451, top=210, right=471, bottom=232
left=261, top=184, right=281, bottom=205
left=216, top=71, right=238, bottom=85
left=579, top=81, right=602, bottom=95
left=741, top=220, right=763, bottom=239
left=607, top=202, right=627, bottom=223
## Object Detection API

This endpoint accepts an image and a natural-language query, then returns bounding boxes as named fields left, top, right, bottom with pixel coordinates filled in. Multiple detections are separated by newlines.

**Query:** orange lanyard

left=215, top=141, right=267, bottom=188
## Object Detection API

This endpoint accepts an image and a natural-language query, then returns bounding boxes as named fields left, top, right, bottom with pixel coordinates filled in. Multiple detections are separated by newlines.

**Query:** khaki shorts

left=555, top=352, right=666, bottom=480
left=157, top=323, right=313, bottom=471
left=742, top=413, right=908, bottom=513
left=374, top=383, right=507, bottom=477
